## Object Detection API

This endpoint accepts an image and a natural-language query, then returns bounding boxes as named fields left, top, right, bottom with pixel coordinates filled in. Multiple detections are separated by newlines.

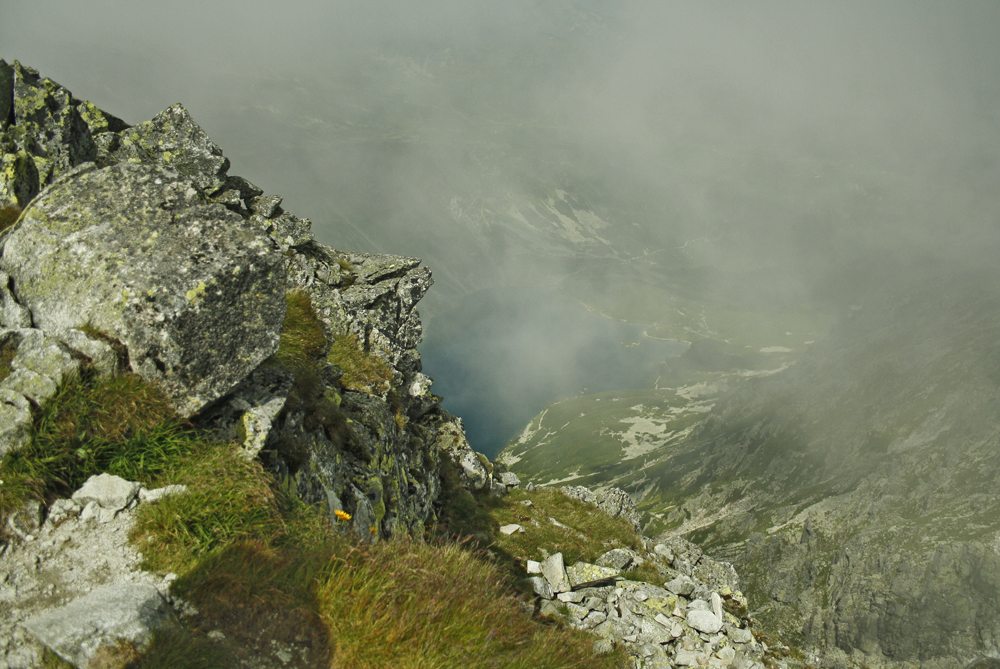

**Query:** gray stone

left=717, top=646, right=737, bottom=663
left=0, top=271, right=31, bottom=328
left=561, top=484, right=642, bottom=531
left=666, top=574, right=697, bottom=596
left=0, top=148, right=40, bottom=209
left=6, top=499, right=43, bottom=540
left=712, top=592, right=724, bottom=620
left=498, top=471, right=521, bottom=488
left=688, top=610, right=723, bottom=634
left=0, top=161, right=287, bottom=416
left=500, top=523, right=524, bottom=535
left=557, top=591, right=586, bottom=603
left=23, top=583, right=175, bottom=666
left=9, top=61, right=97, bottom=190
left=0, top=386, right=31, bottom=457
left=540, top=552, right=571, bottom=594
left=653, top=543, right=674, bottom=561
left=264, top=211, right=313, bottom=250
left=528, top=576, right=553, bottom=599
left=72, top=473, right=141, bottom=511
left=526, top=559, right=541, bottom=574
left=405, top=372, right=439, bottom=418
left=567, top=561, right=621, bottom=589
left=138, top=484, right=188, bottom=504
left=726, top=625, right=753, bottom=644
left=0, top=59, right=12, bottom=133
left=248, top=194, right=283, bottom=218
left=45, top=498, right=82, bottom=525
left=597, top=547, right=642, bottom=571
left=55, top=328, right=120, bottom=376
left=676, top=649, right=710, bottom=666
left=9, top=329, right=79, bottom=385
left=566, top=602, right=589, bottom=621
left=435, top=416, right=488, bottom=490
left=110, top=103, right=229, bottom=194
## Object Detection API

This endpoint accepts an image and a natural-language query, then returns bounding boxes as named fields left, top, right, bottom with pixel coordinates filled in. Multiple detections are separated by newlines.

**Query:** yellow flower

left=334, top=509, right=351, bottom=522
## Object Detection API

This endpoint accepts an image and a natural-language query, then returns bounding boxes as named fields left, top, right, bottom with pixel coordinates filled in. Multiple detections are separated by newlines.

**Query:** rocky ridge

left=0, top=59, right=519, bottom=664
left=0, top=58, right=507, bottom=545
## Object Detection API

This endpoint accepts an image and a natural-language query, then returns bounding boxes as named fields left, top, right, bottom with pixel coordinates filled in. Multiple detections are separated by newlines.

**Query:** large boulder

left=24, top=583, right=175, bottom=667
left=0, top=161, right=286, bottom=416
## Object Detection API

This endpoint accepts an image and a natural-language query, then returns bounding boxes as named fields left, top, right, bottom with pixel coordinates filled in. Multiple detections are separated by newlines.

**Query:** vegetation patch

left=328, top=333, right=393, bottom=396
left=0, top=204, right=21, bottom=235
left=0, top=369, right=204, bottom=527
left=271, top=289, right=328, bottom=371
left=131, top=437, right=625, bottom=668
left=317, top=538, right=616, bottom=669
left=0, top=340, right=15, bottom=382
left=4, top=289, right=628, bottom=667
left=488, top=488, right=643, bottom=576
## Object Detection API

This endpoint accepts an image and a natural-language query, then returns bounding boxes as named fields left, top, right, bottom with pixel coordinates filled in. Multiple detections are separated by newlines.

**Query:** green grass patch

left=0, top=370, right=204, bottom=527
left=131, top=441, right=624, bottom=668
left=271, top=289, right=328, bottom=371
left=317, top=538, right=618, bottom=669
left=488, top=488, right=643, bottom=573
left=328, top=333, right=393, bottom=395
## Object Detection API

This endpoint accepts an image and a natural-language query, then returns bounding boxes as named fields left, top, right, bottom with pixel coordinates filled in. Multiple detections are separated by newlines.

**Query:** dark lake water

left=419, top=287, right=688, bottom=458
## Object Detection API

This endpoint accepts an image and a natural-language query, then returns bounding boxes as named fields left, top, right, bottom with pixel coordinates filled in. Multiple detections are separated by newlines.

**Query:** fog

left=5, top=1, right=1000, bottom=454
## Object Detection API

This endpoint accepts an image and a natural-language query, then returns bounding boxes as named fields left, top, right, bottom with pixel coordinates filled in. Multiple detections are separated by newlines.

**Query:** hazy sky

left=5, top=1, right=1000, bottom=453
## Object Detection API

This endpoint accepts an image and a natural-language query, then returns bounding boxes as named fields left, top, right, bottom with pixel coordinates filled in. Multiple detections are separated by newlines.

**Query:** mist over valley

left=6, top=1, right=1000, bottom=665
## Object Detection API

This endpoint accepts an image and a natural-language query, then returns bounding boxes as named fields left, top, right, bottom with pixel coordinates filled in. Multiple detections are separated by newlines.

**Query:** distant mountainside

left=507, top=269, right=1000, bottom=666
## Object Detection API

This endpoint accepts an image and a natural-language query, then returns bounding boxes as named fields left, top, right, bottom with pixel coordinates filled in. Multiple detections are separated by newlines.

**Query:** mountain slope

left=507, top=269, right=1000, bottom=666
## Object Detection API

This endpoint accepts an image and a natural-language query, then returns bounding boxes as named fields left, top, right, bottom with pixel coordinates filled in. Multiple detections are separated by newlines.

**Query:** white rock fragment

left=712, top=591, right=724, bottom=620
left=687, top=609, right=723, bottom=634
left=72, top=473, right=140, bottom=511
left=540, top=552, right=571, bottom=593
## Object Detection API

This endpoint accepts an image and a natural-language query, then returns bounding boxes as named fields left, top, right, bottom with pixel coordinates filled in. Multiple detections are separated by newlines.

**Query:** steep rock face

left=0, top=59, right=495, bottom=541
left=1, top=161, right=287, bottom=417
left=0, top=60, right=128, bottom=206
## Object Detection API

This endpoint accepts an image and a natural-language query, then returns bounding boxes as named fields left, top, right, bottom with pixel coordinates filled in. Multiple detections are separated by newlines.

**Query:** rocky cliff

left=0, top=58, right=506, bottom=546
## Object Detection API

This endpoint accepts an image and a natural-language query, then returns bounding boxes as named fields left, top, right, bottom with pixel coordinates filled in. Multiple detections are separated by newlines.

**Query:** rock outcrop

left=1, top=160, right=287, bottom=417
left=0, top=58, right=495, bottom=544
left=0, top=474, right=191, bottom=669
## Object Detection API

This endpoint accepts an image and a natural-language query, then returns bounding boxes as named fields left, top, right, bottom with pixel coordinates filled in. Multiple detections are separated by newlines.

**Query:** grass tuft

left=130, top=441, right=286, bottom=573
left=271, top=290, right=327, bottom=371
left=328, top=333, right=393, bottom=395
left=318, top=539, right=616, bottom=669
left=0, top=370, right=204, bottom=527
